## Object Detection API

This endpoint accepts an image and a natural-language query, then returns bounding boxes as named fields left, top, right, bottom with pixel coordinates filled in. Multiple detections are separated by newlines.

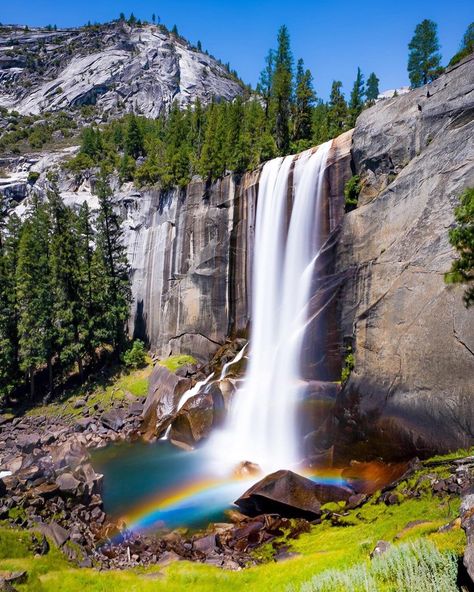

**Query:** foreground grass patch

left=0, top=481, right=465, bottom=592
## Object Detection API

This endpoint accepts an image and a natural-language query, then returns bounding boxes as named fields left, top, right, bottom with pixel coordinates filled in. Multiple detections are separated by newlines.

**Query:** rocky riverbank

left=1, top=372, right=474, bottom=584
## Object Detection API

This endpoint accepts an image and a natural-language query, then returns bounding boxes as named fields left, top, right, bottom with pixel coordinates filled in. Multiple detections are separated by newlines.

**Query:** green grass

left=297, top=539, right=458, bottom=592
left=158, top=355, right=197, bottom=373
left=0, top=461, right=466, bottom=592
left=24, top=363, right=153, bottom=423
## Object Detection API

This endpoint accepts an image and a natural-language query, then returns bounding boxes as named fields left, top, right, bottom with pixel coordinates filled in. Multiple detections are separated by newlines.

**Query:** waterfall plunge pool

left=90, top=438, right=395, bottom=533
left=91, top=440, right=256, bottom=532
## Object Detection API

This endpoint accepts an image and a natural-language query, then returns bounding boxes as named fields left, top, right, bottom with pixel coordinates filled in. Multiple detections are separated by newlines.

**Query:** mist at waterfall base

left=93, top=143, right=340, bottom=531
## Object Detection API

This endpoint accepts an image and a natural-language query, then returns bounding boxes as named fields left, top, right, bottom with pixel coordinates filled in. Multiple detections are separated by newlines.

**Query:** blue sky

left=1, top=1, right=472, bottom=99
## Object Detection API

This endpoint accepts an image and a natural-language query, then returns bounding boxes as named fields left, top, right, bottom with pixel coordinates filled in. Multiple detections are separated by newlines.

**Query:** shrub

left=63, top=152, right=94, bottom=173
left=297, top=539, right=458, bottom=592
left=27, top=171, right=40, bottom=184
left=341, top=347, right=355, bottom=383
left=122, top=340, right=147, bottom=369
left=344, top=174, right=361, bottom=211
left=445, top=187, right=474, bottom=307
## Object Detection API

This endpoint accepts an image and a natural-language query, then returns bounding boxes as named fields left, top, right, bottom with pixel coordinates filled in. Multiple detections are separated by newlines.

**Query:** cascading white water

left=219, top=343, right=248, bottom=381
left=210, top=141, right=332, bottom=473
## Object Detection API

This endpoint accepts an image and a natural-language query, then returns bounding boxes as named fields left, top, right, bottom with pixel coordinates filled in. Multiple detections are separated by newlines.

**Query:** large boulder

left=100, top=409, right=125, bottom=432
left=169, top=385, right=225, bottom=448
left=234, top=470, right=352, bottom=520
left=333, top=55, right=474, bottom=460
left=141, top=365, right=192, bottom=439
left=50, top=437, right=88, bottom=470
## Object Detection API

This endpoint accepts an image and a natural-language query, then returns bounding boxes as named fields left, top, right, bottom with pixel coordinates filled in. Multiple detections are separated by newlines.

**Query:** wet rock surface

left=235, top=470, right=352, bottom=520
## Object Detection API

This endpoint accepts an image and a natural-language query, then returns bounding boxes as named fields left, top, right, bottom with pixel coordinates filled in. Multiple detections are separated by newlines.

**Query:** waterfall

left=219, top=343, right=248, bottom=381
left=210, top=141, right=332, bottom=473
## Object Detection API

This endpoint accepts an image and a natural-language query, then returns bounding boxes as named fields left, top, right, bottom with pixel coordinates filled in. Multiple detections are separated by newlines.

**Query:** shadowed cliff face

left=332, top=54, right=474, bottom=461
left=127, top=172, right=258, bottom=362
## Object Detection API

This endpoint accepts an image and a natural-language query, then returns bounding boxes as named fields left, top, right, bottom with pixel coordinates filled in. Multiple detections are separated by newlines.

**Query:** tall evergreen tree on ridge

left=47, top=177, right=86, bottom=377
left=293, top=58, right=315, bottom=147
left=76, top=202, right=95, bottom=363
left=125, top=114, right=144, bottom=160
left=348, top=67, right=365, bottom=127
left=271, top=25, right=293, bottom=154
left=16, top=197, right=54, bottom=397
left=328, top=80, right=348, bottom=138
left=257, top=49, right=275, bottom=120
left=94, top=172, right=131, bottom=354
left=449, top=22, right=474, bottom=66
left=312, top=100, right=330, bottom=146
left=408, top=19, right=442, bottom=87
left=0, top=205, right=21, bottom=401
left=366, top=72, right=380, bottom=104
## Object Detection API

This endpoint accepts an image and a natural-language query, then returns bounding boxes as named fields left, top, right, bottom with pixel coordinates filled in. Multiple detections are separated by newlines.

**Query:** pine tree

left=171, top=25, right=179, bottom=36
left=125, top=115, right=144, bottom=159
left=257, top=49, right=275, bottom=120
left=47, top=178, right=85, bottom=377
left=449, top=22, right=474, bottom=65
left=366, top=72, right=380, bottom=104
left=408, top=19, right=442, bottom=87
left=271, top=26, right=293, bottom=154
left=445, top=188, right=474, bottom=307
left=328, top=81, right=348, bottom=138
left=199, top=102, right=220, bottom=180
left=128, top=13, right=137, bottom=26
left=152, top=13, right=156, bottom=24
left=189, top=98, right=205, bottom=166
left=197, top=40, right=202, bottom=51
left=461, top=22, right=474, bottom=54
left=119, top=12, right=126, bottom=22
left=94, top=173, right=131, bottom=353
left=76, top=202, right=95, bottom=362
left=16, top=198, right=54, bottom=397
left=348, top=67, right=365, bottom=127
left=0, top=207, right=21, bottom=401
left=293, top=58, right=315, bottom=146
left=227, top=98, right=247, bottom=172
left=312, top=100, right=331, bottom=145
left=80, top=127, right=102, bottom=161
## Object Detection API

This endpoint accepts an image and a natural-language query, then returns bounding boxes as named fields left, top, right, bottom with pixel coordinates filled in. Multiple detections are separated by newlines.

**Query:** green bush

left=298, top=539, right=458, bottom=592
left=445, top=187, right=474, bottom=307
left=344, top=174, right=361, bottom=211
left=122, top=340, right=147, bottom=369
left=27, top=171, right=40, bottom=184
left=341, top=347, right=355, bottom=383
left=63, top=152, right=94, bottom=173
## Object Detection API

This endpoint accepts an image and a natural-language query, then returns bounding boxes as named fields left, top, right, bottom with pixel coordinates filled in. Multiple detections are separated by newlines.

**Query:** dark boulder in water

left=234, top=469, right=353, bottom=520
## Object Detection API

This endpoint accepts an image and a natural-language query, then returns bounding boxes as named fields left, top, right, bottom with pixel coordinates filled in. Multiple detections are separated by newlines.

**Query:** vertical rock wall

left=332, top=55, right=474, bottom=460
left=126, top=173, right=257, bottom=362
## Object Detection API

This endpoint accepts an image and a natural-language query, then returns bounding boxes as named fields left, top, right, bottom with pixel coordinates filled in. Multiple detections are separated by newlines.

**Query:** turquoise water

left=91, top=440, right=249, bottom=531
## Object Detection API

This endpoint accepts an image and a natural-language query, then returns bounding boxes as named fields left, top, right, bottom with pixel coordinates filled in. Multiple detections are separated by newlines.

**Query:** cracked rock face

left=333, top=55, right=474, bottom=460
left=0, top=23, right=244, bottom=117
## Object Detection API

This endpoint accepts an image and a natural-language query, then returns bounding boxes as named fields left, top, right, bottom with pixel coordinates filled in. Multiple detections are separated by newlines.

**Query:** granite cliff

left=332, top=54, right=474, bottom=460
left=0, top=22, right=244, bottom=117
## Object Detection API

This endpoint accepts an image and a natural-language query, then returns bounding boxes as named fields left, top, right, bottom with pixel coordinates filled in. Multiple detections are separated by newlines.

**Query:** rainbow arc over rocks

left=120, top=469, right=351, bottom=532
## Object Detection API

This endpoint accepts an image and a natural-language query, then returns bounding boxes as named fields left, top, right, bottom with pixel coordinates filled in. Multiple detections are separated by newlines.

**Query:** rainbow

left=118, top=468, right=354, bottom=533
left=120, top=475, right=255, bottom=531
